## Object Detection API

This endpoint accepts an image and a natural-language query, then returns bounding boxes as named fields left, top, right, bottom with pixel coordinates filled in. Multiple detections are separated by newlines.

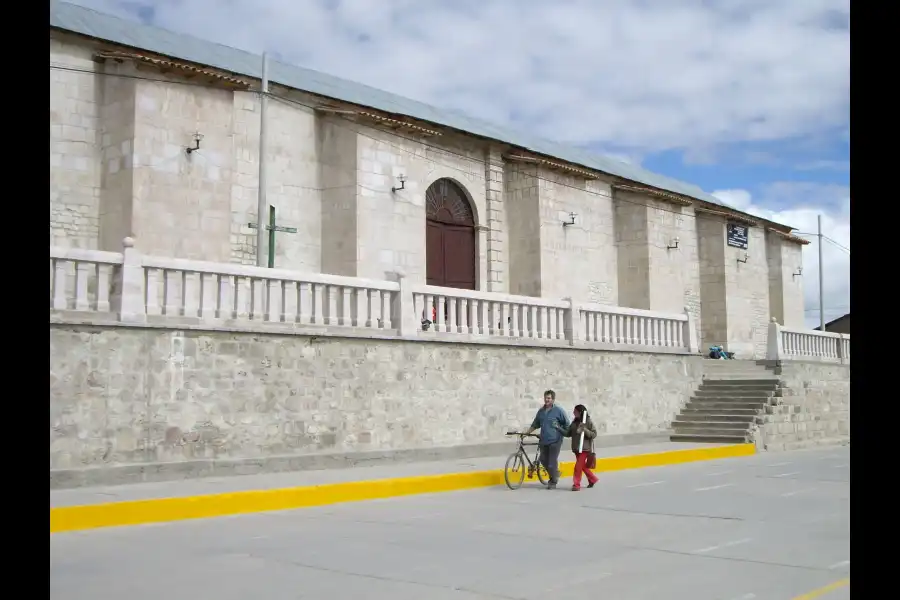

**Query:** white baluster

left=95, top=264, right=111, bottom=312
left=322, top=285, right=335, bottom=325
left=198, top=273, right=213, bottom=319
left=510, top=305, right=520, bottom=337
left=436, top=297, right=447, bottom=333
left=52, top=259, right=68, bottom=310
left=213, top=275, right=227, bottom=319
left=380, top=290, right=393, bottom=329
left=460, top=298, right=470, bottom=333
left=162, top=270, right=178, bottom=315
left=281, top=281, right=295, bottom=323
left=298, top=282, right=312, bottom=324
left=446, top=297, right=456, bottom=333
left=230, top=276, right=246, bottom=319
left=73, top=262, right=89, bottom=311
left=144, top=268, right=160, bottom=316
left=467, top=299, right=478, bottom=334
left=337, top=286, right=350, bottom=326
left=351, top=287, right=364, bottom=327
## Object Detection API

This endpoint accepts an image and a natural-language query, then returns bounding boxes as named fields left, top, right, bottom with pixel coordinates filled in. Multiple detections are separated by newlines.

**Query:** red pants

left=573, top=451, right=598, bottom=489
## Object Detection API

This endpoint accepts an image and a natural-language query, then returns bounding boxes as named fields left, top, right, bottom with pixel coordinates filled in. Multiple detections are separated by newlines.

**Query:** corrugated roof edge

left=50, top=0, right=796, bottom=231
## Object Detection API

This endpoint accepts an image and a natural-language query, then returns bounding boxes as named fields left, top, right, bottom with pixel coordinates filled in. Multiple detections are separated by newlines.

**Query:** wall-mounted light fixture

left=185, top=132, right=204, bottom=154
left=391, top=174, right=406, bottom=193
left=793, top=267, right=803, bottom=278
left=562, top=212, right=577, bottom=227
left=667, top=237, right=680, bottom=250
left=737, top=252, right=749, bottom=264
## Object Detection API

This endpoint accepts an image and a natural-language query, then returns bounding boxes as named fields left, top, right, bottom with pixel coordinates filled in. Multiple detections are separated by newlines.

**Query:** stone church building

left=49, top=1, right=808, bottom=358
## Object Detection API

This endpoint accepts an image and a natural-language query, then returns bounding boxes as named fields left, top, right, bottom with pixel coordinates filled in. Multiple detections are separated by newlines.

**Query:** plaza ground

left=50, top=445, right=849, bottom=600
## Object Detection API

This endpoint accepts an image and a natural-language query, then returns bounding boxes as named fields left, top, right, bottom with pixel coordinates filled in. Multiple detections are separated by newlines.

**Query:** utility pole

left=255, top=52, right=270, bottom=267
left=818, top=214, right=825, bottom=331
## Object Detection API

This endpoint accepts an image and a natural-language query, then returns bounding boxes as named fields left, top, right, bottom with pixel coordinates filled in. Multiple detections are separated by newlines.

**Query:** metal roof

left=51, top=0, right=772, bottom=219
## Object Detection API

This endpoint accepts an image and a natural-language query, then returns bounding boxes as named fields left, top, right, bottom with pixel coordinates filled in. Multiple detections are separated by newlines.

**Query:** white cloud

left=712, top=184, right=850, bottom=329
left=69, top=0, right=850, bottom=154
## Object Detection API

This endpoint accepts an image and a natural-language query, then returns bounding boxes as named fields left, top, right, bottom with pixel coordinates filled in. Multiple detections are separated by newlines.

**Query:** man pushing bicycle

left=524, top=389, right=569, bottom=490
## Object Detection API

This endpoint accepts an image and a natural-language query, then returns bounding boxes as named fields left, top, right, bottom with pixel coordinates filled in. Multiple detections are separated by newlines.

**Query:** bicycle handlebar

left=505, top=431, right=539, bottom=438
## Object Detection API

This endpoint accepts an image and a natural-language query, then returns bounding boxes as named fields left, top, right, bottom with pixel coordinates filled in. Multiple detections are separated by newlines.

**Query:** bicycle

left=503, top=431, right=551, bottom=490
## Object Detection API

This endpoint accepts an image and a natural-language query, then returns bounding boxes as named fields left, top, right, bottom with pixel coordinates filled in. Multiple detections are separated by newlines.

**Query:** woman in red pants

left=559, top=404, right=599, bottom=491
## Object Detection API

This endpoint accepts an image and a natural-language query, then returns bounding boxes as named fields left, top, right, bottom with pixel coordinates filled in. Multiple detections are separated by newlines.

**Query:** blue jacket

left=531, top=405, right=569, bottom=445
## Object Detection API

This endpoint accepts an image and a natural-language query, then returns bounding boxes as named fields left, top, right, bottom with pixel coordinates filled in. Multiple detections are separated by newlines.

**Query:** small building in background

left=816, top=313, right=850, bottom=334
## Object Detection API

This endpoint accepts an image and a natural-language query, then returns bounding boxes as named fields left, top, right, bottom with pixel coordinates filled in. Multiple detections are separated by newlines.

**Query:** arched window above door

left=425, top=179, right=475, bottom=226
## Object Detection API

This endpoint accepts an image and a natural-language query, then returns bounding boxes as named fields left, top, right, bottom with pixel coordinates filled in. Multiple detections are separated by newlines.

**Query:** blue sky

left=67, top=0, right=850, bottom=327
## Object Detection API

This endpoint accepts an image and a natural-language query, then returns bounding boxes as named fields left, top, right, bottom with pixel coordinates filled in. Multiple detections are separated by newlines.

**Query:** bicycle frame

left=510, top=433, right=542, bottom=476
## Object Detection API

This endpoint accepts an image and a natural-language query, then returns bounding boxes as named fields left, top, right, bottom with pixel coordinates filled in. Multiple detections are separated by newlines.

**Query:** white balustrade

left=49, top=246, right=123, bottom=314
left=49, top=239, right=702, bottom=355
left=580, top=303, right=691, bottom=351
left=140, top=256, right=398, bottom=330
left=411, top=285, right=570, bottom=340
left=767, top=318, right=850, bottom=364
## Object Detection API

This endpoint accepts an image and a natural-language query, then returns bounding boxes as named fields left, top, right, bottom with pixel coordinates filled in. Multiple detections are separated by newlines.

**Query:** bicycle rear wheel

left=504, top=452, right=526, bottom=490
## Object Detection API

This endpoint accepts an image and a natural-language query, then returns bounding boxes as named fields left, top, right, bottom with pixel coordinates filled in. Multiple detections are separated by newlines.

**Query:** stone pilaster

left=484, top=147, right=507, bottom=293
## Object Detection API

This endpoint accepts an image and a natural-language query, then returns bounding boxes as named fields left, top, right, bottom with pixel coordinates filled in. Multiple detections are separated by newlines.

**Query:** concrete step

left=683, top=408, right=760, bottom=418
left=670, top=433, right=750, bottom=444
left=686, top=401, right=768, bottom=411
left=672, top=420, right=749, bottom=431
left=700, top=379, right=780, bottom=387
left=694, top=390, right=775, bottom=399
left=673, top=413, right=756, bottom=423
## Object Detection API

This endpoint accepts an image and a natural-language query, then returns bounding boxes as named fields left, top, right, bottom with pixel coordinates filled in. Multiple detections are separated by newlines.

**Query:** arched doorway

left=425, top=178, right=476, bottom=290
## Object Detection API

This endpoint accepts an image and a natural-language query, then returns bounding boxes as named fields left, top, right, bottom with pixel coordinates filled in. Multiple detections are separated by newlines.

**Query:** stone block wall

left=353, top=124, right=490, bottom=286
left=697, top=214, right=728, bottom=351
left=50, top=35, right=102, bottom=249
left=50, top=324, right=705, bottom=485
left=538, top=173, right=618, bottom=304
left=758, top=362, right=850, bottom=451
left=615, top=193, right=650, bottom=309
left=317, top=116, right=359, bottom=276
left=130, top=79, right=235, bottom=261
left=505, top=164, right=542, bottom=297
left=725, top=225, right=770, bottom=359
left=767, top=234, right=805, bottom=328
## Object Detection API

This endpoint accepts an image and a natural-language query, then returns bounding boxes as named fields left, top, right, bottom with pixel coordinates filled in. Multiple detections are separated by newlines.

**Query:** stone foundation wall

left=758, top=361, right=850, bottom=451
left=50, top=323, right=705, bottom=486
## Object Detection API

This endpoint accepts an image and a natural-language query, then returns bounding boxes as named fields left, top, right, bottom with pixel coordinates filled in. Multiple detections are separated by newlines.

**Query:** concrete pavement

left=50, top=445, right=849, bottom=600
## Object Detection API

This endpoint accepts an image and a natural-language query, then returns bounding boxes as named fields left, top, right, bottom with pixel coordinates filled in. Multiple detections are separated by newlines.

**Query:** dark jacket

left=561, top=416, right=597, bottom=454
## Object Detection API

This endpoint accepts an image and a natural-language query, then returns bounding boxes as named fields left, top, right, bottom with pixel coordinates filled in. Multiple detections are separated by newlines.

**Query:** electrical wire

left=794, top=232, right=850, bottom=254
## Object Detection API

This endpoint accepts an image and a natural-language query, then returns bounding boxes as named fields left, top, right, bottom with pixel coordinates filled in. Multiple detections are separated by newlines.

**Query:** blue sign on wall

left=727, top=223, right=749, bottom=249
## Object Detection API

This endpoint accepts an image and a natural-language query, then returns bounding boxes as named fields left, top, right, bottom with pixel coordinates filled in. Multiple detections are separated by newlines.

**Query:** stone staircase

left=670, top=360, right=779, bottom=444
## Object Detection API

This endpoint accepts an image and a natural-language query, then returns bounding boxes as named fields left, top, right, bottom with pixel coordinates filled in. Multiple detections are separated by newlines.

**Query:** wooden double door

left=425, top=179, right=476, bottom=291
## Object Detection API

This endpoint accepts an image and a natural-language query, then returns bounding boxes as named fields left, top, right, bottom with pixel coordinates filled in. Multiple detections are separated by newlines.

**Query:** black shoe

left=587, top=481, right=596, bottom=489
left=547, top=482, right=557, bottom=490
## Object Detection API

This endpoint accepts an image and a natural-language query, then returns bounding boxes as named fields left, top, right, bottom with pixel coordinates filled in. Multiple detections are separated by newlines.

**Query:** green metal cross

left=248, top=205, right=297, bottom=268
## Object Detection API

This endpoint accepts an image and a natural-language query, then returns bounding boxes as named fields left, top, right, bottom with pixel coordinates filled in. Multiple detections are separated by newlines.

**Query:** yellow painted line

left=792, top=578, right=849, bottom=599
left=50, top=443, right=754, bottom=534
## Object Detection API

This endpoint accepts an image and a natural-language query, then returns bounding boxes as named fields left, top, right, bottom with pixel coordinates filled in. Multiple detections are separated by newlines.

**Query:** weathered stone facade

left=50, top=25, right=808, bottom=359
left=757, top=362, right=850, bottom=451
left=50, top=324, right=704, bottom=478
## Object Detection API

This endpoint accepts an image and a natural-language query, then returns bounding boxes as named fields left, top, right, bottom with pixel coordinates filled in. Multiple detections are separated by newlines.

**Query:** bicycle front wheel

left=504, top=452, right=526, bottom=490
left=535, top=461, right=551, bottom=486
